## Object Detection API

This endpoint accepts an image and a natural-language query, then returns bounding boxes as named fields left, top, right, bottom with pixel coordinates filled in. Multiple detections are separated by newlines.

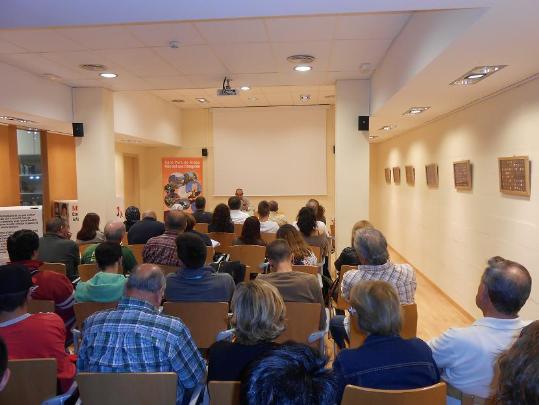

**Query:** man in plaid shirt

left=142, top=210, right=187, bottom=267
left=330, top=227, right=416, bottom=348
left=78, top=264, right=205, bottom=404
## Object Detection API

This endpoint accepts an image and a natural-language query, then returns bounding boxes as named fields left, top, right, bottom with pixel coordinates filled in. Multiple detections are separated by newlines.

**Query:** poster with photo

left=53, top=200, right=81, bottom=238
left=0, top=206, right=42, bottom=264
left=162, top=157, right=203, bottom=211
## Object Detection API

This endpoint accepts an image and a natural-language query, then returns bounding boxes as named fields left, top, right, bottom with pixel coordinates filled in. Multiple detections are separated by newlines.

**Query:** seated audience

left=207, top=279, right=285, bottom=381
left=235, top=188, right=251, bottom=212
left=268, top=200, right=287, bottom=226
left=208, top=203, right=235, bottom=233
left=429, top=256, right=532, bottom=403
left=259, top=240, right=326, bottom=330
left=81, top=221, right=137, bottom=274
left=233, top=216, right=266, bottom=246
left=78, top=264, right=205, bottom=405
left=165, top=233, right=235, bottom=302
left=123, top=206, right=140, bottom=232
left=185, top=213, right=212, bottom=246
left=333, top=281, right=439, bottom=402
left=143, top=210, right=186, bottom=266
left=229, top=196, right=249, bottom=224
left=76, top=212, right=105, bottom=244
left=7, top=229, right=75, bottom=338
left=257, top=200, right=279, bottom=233
left=334, top=220, right=372, bottom=272
left=330, top=227, right=416, bottom=349
left=241, top=342, right=337, bottom=405
left=307, top=198, right=327, bottom=225
left=494, top=320, right=539, bottom=405
left=0, top=264, right=76, bottom=393
left=37, top=216, right=80, bottom=281
left=0, top=337, right=9, bottom=391
left=192, top=196, right=212, bottom=224
left=127, top=210, right=165, bottom=245
left=295, top=207, right=330, bottom=259
left=276, top=224, right=318, bottom=266
left=75, top=242, right=127, bottom=303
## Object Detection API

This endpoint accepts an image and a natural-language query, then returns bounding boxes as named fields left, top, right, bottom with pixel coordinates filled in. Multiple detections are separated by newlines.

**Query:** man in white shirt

left=257, top=200, right=279, bottom=233
left=228, top=196, right=249, bottom=224
left=429, top=256, right=532, bottom=403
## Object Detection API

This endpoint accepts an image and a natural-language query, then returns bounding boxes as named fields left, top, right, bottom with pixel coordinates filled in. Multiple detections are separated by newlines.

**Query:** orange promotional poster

left=162, top=157, right=203, bottom=211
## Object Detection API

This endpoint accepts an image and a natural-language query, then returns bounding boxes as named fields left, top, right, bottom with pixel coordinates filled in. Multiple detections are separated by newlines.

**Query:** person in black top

left=334, top=220, right=372, bottom=272
left=124, top=206, right=140, bottom=232
left=192, top=196, right=213, bottom=224
left=207, top=279, right=285, bottom=381
left=127, top=211, right=165, bottom=244
left=208, top=203, right=234, bottom=233
left=232, top=217, right=266, bottom=246
left=185, top=213, right=212, bottom=246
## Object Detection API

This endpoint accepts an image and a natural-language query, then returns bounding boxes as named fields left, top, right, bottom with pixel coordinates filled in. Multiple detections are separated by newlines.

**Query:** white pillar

left=73, top=88, right=117, bottom=223
left=335, top=80, right=370, bottom=253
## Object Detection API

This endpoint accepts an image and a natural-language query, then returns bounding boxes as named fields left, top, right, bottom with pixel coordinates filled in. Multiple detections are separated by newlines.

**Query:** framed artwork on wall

left=498, top=156, right=530, bottom=196
left=392, top=167, right=401, bottom=184
left=385, top=168, right=391, bottom=184
left=425, top=163, right=439, bottom=188
left=405, top=165, right=415, bottom=186
left=453, top=160, right=472, bottom=190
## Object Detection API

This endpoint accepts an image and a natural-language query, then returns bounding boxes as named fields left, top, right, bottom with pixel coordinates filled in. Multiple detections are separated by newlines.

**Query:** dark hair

left=269, top=200, right=278, bottom=212
left=176, top=233, right=207, bottom=269
left=165, top=210, right=187, bottom=231
left=354, top=227, right=389, bottom=266
left=240, top=217, right=265, bottom=246
left=95, top=242, right=123, bottom=270
left=0, top=265, right=30, bottom=312
left=241, top=343, right=337, bottom=405
left=7, top=230, right=39, bottom=261
left=211, top=204, right=233, bottom=232
left=495, top=321, right=539, bottom=405
left=316, top=205, right=326, bottom=224
left=125, top=206, right=140, bottom=222
left=195, top=196, right=206, bottom=210
left=77, top=213, right=100, bottom=241
left=266, top=239, right=291, bottom=264
left=482, top=258, right=532, bottom=316
left=258, top=201, right=270, bottom=218
left=45, top=216, right=67, bottom=233
left=0, top=337, right=7, bottom=382
left=296, top=207, right=317, bottom=237
left=228, top=196, right=242, bottom=210
left=185, top=213, right=196, bottom=232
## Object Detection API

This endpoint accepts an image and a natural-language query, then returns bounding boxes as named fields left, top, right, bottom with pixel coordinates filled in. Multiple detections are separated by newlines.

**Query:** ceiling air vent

left=79, top=64, right=107, bottom=72
left=286, top=55, right=316, bottom=64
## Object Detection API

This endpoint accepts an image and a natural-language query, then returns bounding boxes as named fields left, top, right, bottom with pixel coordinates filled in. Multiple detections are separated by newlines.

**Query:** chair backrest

left=0, top=358, right=57, bottom=405
left=158, top=264, right=178, bottom=276
left=77, top=372, right=177, bottom=405
left=40, top=262, right=66, bottom=276
left=74, top=301, right=118, bottom=329
left=292, top=265, right=319, bottom=276
left=206, top=246, right=215, bottom=265
left=162, top=302, right=229, bottom=349
left=194, top=223, right=208, bottom=234
left=260, top=232, right=276, bottom=245
left=309, top=245, right=321, bottom=262
left=208, top=381, right=241, bottom=405
left=208, top=233, right=236, bottom=254
left=275, top=302, right=321, bottom=344
left=128, top=244, right=144, bottom=264
left=334, top=265, right=357, bottom=311
left=78, top=263, right=99, bottom=282
left=229, top=245, right=266, bottom=270
left=233, top=223, right=243, bottom=236
left=121, top=233, right=128, bottom=246
left=341, top=382, right=447, bottom=405
left=27, top=299, right=55, bottom=314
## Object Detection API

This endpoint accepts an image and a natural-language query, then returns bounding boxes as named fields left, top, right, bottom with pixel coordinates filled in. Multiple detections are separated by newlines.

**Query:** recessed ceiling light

left=41, top=73, right=62, bottom=82
left=99, top=72, right=118, bottom=79
left=403, top=106, right=430, bottom=116
left=171, top=99, right=185, bottom=103
left=294, top=65, right=312, bottom=72
left=379, top=125, right=396, bottom=131
left=196, top=98, right=207, bottom=103
left=240, top=86, right=251, bottom=91
left=450, top=65, right=507, bottom=86
left=248, top=97, right=258, bottom=101
left=359, top=63, right=372, bottom=74
left=80, top=64, right=107, bottom=72
left=299, top=94, right=311, bottom=102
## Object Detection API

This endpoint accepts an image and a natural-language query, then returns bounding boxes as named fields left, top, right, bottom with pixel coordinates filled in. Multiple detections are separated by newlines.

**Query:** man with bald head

left=127, top=210, right=165, bottom=245
left=78, top=264, right=205, bottom=404
left=143, top=210, right=187, bottom=267
left=81, top=221, right=137, bottom=273
left=429, top=257, right=532, bottom=403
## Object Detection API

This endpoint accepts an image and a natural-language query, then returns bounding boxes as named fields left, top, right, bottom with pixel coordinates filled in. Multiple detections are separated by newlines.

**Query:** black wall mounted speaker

left=202, top=148, right=208, bottom=157
left=358, top=116, right=369, bottom=131
left=72, top=122, right=84, bottom=137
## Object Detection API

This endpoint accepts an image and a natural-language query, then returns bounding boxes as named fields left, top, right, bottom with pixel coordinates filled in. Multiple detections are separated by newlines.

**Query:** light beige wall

left=116, top=107, right=335, bottom=223
left=370, top=77, right=539, bottom=320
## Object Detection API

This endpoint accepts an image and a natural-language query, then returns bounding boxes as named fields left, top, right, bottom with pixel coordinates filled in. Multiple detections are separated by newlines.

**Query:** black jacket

left=127, top=218, right=165, bottom=244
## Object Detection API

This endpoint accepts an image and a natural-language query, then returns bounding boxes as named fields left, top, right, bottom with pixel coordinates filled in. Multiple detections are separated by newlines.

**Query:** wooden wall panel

left=0, top=125, right=20, bottom=206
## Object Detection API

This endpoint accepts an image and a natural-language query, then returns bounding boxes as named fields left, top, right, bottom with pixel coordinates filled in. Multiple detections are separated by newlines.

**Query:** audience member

left=192, top=196, right=212, bottom=224
left=333, top=281, right=440, bottom=402
left=81, top=221, right=137, bottom=273
left=233, top=216, right=266, bottom=246
left=123, top=206, right=140, bottom=232
left=142, top=210, right=186, bottom=266
left=268, top=200, right=287, bottom=226
left=75, top=242, right=127, bottom=303
left=259, top=240, right=326, bottom=330
left=494, top=320, right=539, bottom=405
left=295, top=207, right=330, bottom=259
left=241, top=342, right=337, bottom=405
left=76, top=212, right=105, bottom=244
left=207, top=279, right=285, bottom=381
left=37, top=216, right=80, bottom=280
left=257, top=200, right=279, bottom=233
left=330, top=227, right=416, bottom=348
left=7, top=229, right=75, bottom=338
left=78, top=264, right=205, bottom=405
left=334, top=220, right=372, bottom=272
left=165, top=233, right=235, bottom=302
left=235, top=188, right=251, bottom=212
left=185, top=213, right=212, bottom=247
left=208, top=203, right=235, bottom=233
left=306, top=198, right=327, bottom=225
left=229, top=196, right=249, bottom=224
left=276, top=224, right=318, bottom=266
left=0, top=264, right=76, bottom=393
left=429, top=256, right=532, bottom=403
left=127, top=210, right=165, bottom=245
left=0, top=337, right=9, bottom=391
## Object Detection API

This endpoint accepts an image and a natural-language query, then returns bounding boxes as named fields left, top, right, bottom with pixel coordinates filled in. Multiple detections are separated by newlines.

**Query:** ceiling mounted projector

left=217, top=77, right=238, bottom=96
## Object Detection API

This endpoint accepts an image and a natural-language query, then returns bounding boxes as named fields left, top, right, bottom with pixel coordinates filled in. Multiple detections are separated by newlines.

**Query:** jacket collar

left=117, top=297, right=158, bottom=314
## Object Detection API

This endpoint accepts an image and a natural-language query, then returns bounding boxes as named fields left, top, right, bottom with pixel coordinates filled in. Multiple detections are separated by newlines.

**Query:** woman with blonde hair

left=207, top=279, right=286, bottom=381
left=276, top=224, right=317, bottom=266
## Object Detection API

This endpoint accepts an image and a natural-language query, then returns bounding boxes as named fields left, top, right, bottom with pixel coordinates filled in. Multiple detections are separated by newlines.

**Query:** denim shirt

left=333, top=334, right=440, bottom=402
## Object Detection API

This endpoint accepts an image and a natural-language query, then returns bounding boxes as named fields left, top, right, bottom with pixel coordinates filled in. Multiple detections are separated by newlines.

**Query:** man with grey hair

left=78, top=264, right=205, bottom=404
left=143, top=210, right=187, bottom=266
left=330, top=227, right=416, bottom=348
left=81, top=221, right=138, bottom=273
left=127, top=210, right=165, bottom=244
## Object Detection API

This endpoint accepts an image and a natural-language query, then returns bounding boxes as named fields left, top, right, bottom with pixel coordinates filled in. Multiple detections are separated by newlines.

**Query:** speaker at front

left=202, top=148, right=208, bottom=157
left=72, top=123, right=84, bottom=137
left=358, top=116, right=369, bottom=131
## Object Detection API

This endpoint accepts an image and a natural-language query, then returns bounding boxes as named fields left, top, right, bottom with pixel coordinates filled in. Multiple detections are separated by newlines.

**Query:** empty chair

left=208, top=233, right=236, bottom=254
left=27, top=299, right=55, bottom=314
left=291, top=265, right=319, bottom=276
left=40, top=262, right=66, bottom=276
left=341, top=382, right=447, bottom=405
left=233, top=223, right=243, bottom=236
left=194, top=223, right=208, bottom=234
left=260, top=232, right=276, bottom=245
left=229, top=245, right=266, bottom=270
left=78, top=263, right=99, bottom=282
left=208, top=381, right=240, bottom=405
left=334, top=265, right=357, bottom=311
left=275, top=302, right=325, bottom=353
left=74, top=301, right=118, bottom=330
left=127, top=244, right=144, bottom=264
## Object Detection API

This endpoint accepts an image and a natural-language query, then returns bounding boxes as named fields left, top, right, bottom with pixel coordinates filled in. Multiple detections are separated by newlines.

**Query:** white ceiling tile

left=335, top=13, right=411, bottom=39
left=154, top=45, right=227, bottom=75
left=58, top=26, right=144, bottom=50
left=188, top=74, right=228, bottom=88
left=214, top=43, right=276, bottom=74
left=329, top=39, right=392, bottom=71
left=127, top=23, right=205, bottom=47
left=42, top=50, right=120, bottom=78
left=227, top=72, right=282, bottom=87
left=143, top=76, right=194, bottom=89
left=0, top=39, right=26, bottom=53
left=265, top=93, right=294, bottom=105
left=0, top=52, right=83, bottom=80
left=265, top=16, right=337, bottom=42
left=271, top=41, right=331, bottom=72
left=0, top=30, right=82, bottom=52
left=95, top=48, right=179, bottom=77
left=195, top=19, right=268, bottom=43
left=326, top=70, right=371, bottom=82
left=277, top=71, right=330, bottom=86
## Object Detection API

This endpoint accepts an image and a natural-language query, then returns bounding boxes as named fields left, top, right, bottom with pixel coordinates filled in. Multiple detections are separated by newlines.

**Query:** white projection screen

left=213, top=106, right=327, bottom=196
